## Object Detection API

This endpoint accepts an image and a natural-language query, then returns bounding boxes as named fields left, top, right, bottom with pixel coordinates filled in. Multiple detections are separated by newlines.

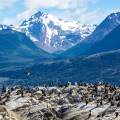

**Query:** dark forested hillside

left=0, top=49, right=120, bottom=87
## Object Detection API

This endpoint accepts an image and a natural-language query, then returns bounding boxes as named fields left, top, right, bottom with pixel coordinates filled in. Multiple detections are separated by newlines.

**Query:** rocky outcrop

left=1, top=83, right=120, bottom=120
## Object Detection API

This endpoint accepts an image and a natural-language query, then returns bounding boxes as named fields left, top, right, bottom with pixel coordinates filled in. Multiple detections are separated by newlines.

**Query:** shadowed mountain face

left=1, top=49, right=120, bottom=87
left=0, top=27, right=50, bottom=58
left=61, top=12, right=120, bottom=58
left=83, top=25, right=120, bottom=55
left=0, top=26, right=53, bottom=70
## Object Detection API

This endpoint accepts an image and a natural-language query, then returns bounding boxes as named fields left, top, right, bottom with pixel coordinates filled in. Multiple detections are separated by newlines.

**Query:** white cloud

left=17, top=9, right=36, bottom=21
left=0, top=17, right=18, bottom=26
left=25, top=0, right=71, bottom=10
left=0, top=0, right=113, bottom=25
left=16, top=0, right=72, bottom=22
left=24, top=0, right=97, bottom=10
left=0, top=0, right=18, bottom=10
left=16, top=0, right=99, bottom=24
left=56, top=8, right=104, bottom=24
left=63, top=0, right=101, bottom=24
left=42, top=0, right=101, bottom=24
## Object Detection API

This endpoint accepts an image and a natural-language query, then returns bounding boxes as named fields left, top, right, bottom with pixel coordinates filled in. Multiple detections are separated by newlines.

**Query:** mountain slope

left=0, top=25, right=50, bottom=59
left=83, top=25, right=120, bottom=55
left=19, top=11, right=96, bottom=52
left=61, top=12, right=120, bottom=57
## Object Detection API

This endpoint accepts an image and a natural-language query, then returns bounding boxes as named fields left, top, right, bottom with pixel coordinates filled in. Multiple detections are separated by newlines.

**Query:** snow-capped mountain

left=19, top=11, right=96, bottom=52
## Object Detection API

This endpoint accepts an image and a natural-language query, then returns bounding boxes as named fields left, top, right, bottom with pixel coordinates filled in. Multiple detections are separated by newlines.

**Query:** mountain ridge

left=83, top=25, right=120, bottom=55
left=61, top=12, right=120, bottom=57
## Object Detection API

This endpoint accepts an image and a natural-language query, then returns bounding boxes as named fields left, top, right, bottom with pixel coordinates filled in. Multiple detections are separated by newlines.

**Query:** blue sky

left=0, top=0, right=120, bottom=25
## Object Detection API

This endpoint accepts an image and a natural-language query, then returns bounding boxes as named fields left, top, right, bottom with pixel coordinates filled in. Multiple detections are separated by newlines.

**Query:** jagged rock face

left=19, top=11, right=96, bottom=52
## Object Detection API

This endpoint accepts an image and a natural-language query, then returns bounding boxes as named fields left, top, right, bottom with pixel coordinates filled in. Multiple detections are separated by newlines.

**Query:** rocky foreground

left=0, top=83, right=120, bottom=120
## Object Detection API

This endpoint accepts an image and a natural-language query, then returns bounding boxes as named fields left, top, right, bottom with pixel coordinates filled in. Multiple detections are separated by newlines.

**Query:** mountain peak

left=107, top=12, right=120, bottom=21
left=109, top=12, right=120, bottom=16
left=31, top=11, right=43, bottom=19
left=19, top=11, right=96, bottom=52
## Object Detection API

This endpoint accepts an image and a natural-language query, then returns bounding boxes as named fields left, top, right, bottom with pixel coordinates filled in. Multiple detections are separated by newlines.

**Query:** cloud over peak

left=0, top=0, right=119, bottom=25
left=17, top=0, right=99, bottom=24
